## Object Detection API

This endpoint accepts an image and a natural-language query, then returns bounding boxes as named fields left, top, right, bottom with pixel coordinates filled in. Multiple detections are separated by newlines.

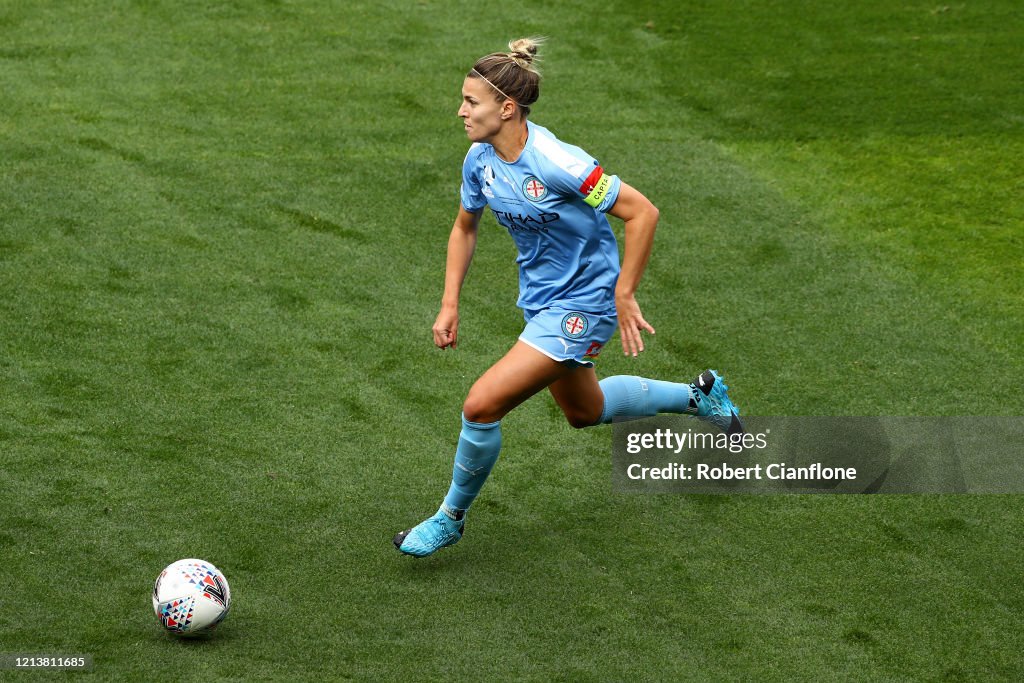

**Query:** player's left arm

left=608, top=181, right=659, bottom=357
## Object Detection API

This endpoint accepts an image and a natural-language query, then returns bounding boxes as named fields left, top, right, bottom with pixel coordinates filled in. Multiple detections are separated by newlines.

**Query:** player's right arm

left=433, top=205, right=482, bottom=349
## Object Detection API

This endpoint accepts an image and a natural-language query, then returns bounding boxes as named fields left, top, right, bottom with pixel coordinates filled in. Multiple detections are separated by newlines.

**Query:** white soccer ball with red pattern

left=153, top=559, right=231, bottom=635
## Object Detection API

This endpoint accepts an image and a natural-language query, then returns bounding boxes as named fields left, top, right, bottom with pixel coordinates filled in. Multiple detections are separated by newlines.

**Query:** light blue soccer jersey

left=460, top=121, right=623, bottom=314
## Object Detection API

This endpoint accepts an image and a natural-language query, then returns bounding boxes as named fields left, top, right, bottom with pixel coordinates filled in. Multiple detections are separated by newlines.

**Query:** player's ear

left=500, top=99, right=517, bottom=121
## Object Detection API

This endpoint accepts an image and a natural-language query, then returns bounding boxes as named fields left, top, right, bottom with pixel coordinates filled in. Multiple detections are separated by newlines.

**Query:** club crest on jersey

left=522, top=176, right=547, bottom=201
left=561, top=312, right=589, bottom=338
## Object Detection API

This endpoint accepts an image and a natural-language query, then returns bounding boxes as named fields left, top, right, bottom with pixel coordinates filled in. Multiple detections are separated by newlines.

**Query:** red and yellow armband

left=579, top=166, right=613, bottom=208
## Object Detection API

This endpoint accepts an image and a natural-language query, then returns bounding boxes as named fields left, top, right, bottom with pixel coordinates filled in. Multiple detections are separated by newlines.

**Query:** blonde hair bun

left=508, top=37, right=544, bottom=70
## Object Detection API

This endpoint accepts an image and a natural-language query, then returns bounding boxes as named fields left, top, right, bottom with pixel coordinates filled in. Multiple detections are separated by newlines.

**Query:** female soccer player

left=394, top=38, right=742, bottom=557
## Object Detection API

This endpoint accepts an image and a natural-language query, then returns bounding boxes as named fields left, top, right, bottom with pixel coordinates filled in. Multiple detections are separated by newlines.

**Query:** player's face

left=458, top=76, right=508, bottom=142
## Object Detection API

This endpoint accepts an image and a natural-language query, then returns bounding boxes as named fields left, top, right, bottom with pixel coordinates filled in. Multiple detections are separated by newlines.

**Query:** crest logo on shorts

left=561, top=312, right=589, bottom=338
left=522, top=176, right=547, bottom=201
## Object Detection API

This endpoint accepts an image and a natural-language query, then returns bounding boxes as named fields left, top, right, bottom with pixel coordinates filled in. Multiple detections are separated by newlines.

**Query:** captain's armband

left=578, top=166, right=613, bottom=208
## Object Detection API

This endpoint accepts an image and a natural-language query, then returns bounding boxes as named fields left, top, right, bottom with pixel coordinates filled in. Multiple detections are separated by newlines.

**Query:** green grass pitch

left=2, top=0, right=1022, bottom=680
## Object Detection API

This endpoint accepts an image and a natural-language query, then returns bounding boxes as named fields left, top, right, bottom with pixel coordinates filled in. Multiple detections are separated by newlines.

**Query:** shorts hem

left=518, top=336, right=596, bottom=368
left=518, top=336, right=567, bottom=363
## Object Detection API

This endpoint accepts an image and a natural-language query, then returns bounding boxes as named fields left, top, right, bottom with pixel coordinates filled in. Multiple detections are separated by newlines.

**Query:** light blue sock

left=597, top=375, right=699, bottom=424
left=441, top=414, right=502, bottom=517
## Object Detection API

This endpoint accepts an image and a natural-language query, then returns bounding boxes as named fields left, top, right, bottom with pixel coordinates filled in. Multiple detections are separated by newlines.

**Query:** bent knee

left=462, top=392, right=501, bottom=424
left=564, top=409, right=600, bottom=430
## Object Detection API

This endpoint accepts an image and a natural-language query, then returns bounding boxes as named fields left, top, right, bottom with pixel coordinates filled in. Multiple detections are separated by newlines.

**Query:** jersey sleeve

left=459, top=145, right=487, bottom=212
left=532, top=133, right=621, bottom=213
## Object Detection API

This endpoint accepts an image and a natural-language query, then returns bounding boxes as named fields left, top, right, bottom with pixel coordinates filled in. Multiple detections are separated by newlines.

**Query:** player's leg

left=541, top=310, right=743, bottom=432
left=394, top=341, right=573, bottom=557
left=439, top=340, right=570, bottom=520
left=549, top=365, right=700, bottom=427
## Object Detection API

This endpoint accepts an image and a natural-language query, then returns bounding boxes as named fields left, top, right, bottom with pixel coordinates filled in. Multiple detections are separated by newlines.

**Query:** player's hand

left=615, top=292, right=655, bottom=357
left=432, top=307, right=459, bottom=349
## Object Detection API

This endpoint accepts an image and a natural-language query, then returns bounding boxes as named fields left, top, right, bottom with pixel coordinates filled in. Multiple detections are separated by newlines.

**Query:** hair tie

left=471, top=68, right=516, bottom=103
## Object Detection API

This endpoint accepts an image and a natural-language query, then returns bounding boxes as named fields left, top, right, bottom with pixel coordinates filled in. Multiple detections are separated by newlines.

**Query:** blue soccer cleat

left=393, top=509, right=465, bottom=557
left=691, top=369, right=744, bottom=436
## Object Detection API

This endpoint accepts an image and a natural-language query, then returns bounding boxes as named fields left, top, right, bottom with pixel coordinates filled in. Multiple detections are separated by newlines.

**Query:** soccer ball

left=153, top=559, right=231, bottom=635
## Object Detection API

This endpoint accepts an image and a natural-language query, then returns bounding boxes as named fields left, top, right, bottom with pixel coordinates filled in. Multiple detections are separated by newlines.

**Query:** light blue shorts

left=519, top=307, right=617, bottom=367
